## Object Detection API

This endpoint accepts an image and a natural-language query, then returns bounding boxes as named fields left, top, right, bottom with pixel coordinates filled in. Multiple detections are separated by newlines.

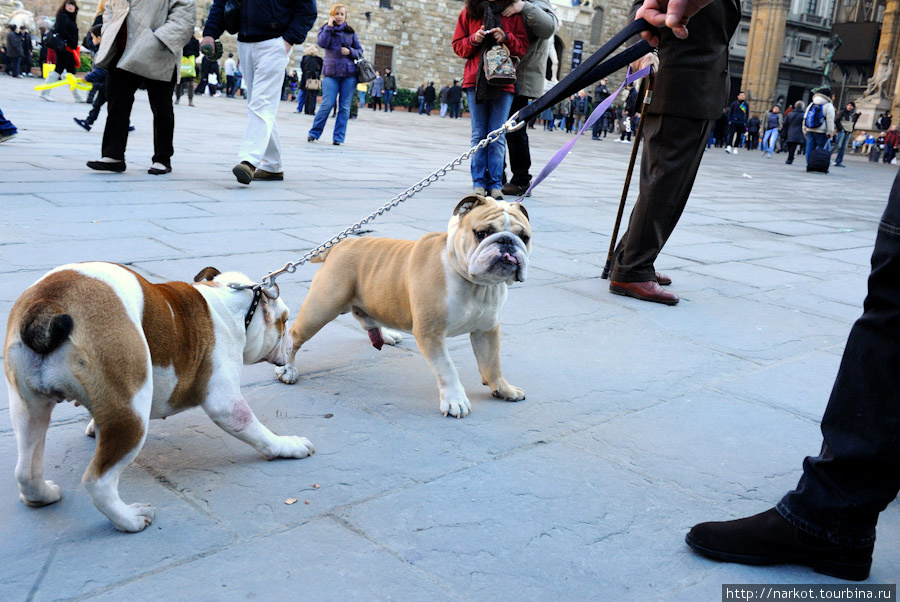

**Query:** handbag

left=45, top=31, right=67, bottom=53
left=482, top=44, right=518, bottom=86
left=305, top=78, right=321, bottom=91
left=355, top=57, right=375, bottom=83
left=181, top=55, right=197, bottom=78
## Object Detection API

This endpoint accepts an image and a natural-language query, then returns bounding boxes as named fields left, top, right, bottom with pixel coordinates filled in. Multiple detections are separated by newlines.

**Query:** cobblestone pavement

left=1, top=76, right=898, bottom=601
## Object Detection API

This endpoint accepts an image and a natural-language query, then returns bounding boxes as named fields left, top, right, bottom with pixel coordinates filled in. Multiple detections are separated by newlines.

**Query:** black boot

left=686, top=508, right=873, bottom=581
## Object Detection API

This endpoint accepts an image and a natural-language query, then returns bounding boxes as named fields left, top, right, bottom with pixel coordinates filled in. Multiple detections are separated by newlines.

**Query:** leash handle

left=516, top=18, right=658, bottom=125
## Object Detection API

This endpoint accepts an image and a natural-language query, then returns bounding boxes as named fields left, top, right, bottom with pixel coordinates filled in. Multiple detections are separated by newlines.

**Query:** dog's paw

left=85, top=419, right=96, bottom=438
left=20, top=480, right=62, bottom=507
left=266, top=435, right=315, bottom=460
left=440, top=394, right=471, bottom=418
left=111, top=503, right=155, bottom=533
left=492, top=382, right=525, bottom=402
left=381, top=328, right=403, bottom=346
left=275, top=365, right=300, bottom=384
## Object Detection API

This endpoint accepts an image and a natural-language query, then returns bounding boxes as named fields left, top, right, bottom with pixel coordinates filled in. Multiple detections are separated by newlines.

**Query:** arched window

left=590, top=7, right=604, bottom=45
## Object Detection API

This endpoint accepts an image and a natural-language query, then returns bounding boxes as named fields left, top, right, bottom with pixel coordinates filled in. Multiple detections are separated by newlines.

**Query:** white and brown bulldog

left=275, top=195, right=532, bottom=418
left=4, top=263, right=313, bottom=533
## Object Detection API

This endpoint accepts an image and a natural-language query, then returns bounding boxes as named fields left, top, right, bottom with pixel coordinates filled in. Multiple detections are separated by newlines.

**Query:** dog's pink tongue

left=503, top=253, right=518, bottom=264
left=368, top=328, right=384, bottom=350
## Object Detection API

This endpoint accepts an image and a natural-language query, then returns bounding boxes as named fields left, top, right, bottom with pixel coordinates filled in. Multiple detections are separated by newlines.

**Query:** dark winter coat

left=727, top=99, right=748, bottom=125
left=300, top=54, right=322, bottom=88
left=784, top=110, right=805, bottom=144
left=6, top=29, right=23, bottom=58
left=424, top=84, right=436, bottom=103
left=447, top=84, right=462, bottom=104
left=383, top=72, right=396, bottom=90
left=318, top=23, right=363, bottom=79
left=204, top=0, right=316, bottom=45
left=53, top=10, right=79, bottom=48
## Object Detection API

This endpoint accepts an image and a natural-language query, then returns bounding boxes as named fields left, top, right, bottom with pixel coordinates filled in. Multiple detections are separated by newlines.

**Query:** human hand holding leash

left=636, top=0, right=715, bottom=44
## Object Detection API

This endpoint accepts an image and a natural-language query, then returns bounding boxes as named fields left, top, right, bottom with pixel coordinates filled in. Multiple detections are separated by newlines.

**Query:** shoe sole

left=609, top=284, right=679, bottom=305
left=685, top=534, right=871, bottom=581
left=232, top=165, right=253, bottom=185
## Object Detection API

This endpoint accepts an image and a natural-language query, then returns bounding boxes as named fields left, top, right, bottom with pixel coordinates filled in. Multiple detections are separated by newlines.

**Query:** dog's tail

left=309, top=246, right=334, bottom=264
left=20, top=303, right=74, bottom=355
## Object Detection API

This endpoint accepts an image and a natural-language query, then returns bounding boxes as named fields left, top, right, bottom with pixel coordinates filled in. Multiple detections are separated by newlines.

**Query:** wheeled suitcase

left=806, top=147, right=830, bottom=173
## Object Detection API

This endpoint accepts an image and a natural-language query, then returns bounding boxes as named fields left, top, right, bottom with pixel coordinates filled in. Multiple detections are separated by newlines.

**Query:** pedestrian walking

left=205, top=0, right=315, bottom=182
left=5, top=24, right=23, bottom=78
left=447, top=79, right=463, bottom=118
left=382, top=66, right=396, bottom=111
left=224, top=53, right=237, bottom=97
left=833, top=101, right=859, bottom=168
left=592, top=78, right=610, bottom=139
left=307, top=3, right=363, bottom=146
left=802, top=86, right=835, bottom=169
left=175, top=31, right=200, bottom=106
left=38, top=0, right=85, bottom=102
left=298, top=45, right=322, bottom=115
left=439, top=82, right=450, bottom=117
left=73, top=23, right=108, bottom=132
left=370, top=71, right=384, bottom=111
left=87, top=0, right=195, bottom=174
left=884, top=126, right=899, bottom=165
left=761, top=105, right=782, bottom=157
left=783, top=100, right=806, bottom=165
left=724, top=91, right=748, bottom=154
left=452, top=0, right=528, bottom=199
left=422, top=81, right=436, bottom=115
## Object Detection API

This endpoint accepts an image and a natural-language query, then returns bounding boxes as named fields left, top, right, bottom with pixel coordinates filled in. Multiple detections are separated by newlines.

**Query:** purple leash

left=515, top=65, right=652, bottom=203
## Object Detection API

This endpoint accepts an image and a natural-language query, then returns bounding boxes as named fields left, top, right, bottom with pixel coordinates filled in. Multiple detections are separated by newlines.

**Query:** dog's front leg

left=415, top=332, right=471, bottom=418
left=470, top=326, right=525, bottom=402
left=202, top=395, right=314, bottom=460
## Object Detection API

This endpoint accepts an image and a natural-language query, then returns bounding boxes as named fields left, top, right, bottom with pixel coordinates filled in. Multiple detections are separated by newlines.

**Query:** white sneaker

left=732, top=148, right=738, bottom=155
left=725, top=146, right=732, bottom=153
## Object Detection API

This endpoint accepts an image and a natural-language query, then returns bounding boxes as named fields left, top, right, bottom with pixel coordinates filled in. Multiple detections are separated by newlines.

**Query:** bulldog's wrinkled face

left=447, top=195, right=532, bottom=285
left=193, top=267, right=292, bottom=365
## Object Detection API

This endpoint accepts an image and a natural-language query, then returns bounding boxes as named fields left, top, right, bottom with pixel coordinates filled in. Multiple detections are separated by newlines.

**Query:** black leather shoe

left=686, top=508, right=873, bottom=581
left=87, top=160, right=126, bottom=172
left=148, top=165, right=172, bottom=175
left=501, top=182, right=531, bottom=197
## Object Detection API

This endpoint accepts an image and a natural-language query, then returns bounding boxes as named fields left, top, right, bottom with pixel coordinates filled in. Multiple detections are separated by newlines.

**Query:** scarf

left=473, top=0, right=511, bottom=104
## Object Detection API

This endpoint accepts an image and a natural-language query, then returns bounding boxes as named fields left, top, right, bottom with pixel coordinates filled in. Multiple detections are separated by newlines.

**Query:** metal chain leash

left=257, top=114, right=525, bottom=290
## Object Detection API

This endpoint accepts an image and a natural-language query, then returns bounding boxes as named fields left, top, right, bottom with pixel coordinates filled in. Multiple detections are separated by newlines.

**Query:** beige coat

left=96, top=0, right=196, bottom=82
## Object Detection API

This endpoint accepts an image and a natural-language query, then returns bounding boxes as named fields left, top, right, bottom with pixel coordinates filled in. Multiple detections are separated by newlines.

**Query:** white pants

left=238, top=37, right=289, bottom=172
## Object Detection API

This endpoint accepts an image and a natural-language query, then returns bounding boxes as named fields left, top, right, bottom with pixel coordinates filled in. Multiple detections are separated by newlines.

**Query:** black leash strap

left=516, top=18, right=659, bottom=125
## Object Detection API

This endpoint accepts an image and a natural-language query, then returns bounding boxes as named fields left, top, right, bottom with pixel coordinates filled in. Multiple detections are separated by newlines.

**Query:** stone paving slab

left=1, top=75, right=899, bottom=600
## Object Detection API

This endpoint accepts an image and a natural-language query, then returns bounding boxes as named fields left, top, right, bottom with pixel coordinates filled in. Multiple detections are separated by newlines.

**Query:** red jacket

left=452, top=7, right=528, bottom=94
left=885, top=129, right=899, bottom=149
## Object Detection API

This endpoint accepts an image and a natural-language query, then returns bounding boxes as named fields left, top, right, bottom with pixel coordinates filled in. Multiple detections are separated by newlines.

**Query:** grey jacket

left=515, top=0, right=558, bottom=99
left=96, top=0, right=196, bottom=82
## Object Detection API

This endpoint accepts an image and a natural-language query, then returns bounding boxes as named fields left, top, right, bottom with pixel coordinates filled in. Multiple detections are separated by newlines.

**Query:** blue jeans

left=309, top=75, right=356, bottom=144
left=762, top=127, right=778, bottom=154
left=465, top=89, right=514, bottom=191
left=295, top=89, right=305, bottom=111
left=417, top=95, right=425, bottom=113
left=384, top=89, right=394, bottom=111
left=834, top=130, right=851, bottom=165
left=805, top=132, right=829, bottom=165
left=779, top=169, right=900, bottom=547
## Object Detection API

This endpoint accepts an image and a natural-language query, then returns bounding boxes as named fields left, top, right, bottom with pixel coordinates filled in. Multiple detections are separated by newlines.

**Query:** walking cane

left=601, top=69, right=655, bottom=280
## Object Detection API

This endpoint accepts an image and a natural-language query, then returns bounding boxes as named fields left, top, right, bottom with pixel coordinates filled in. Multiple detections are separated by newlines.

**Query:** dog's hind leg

left=9, top=380, right=62, bottom=507
left=82, top=379, right=154, bottom=533
left=202, top=394, right=314, bottom=460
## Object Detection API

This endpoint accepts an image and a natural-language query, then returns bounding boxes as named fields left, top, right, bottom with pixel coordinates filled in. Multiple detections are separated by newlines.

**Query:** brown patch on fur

left=193, top=267, right=221, bottom=282
left=5, top=269, right=149, bottom=480
left=123, top=267, right=216, bottom=411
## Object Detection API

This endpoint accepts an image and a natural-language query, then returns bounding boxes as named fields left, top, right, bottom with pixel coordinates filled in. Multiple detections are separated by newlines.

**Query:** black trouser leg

left=505, top=94, right=532, bottom=186
left=101, top=64, right=141, bottom=161
left=146, top=76, right=176, bottom=166
left=610, top=114, right=713, bottom=282
left=86, top=88, right=107, bottom=125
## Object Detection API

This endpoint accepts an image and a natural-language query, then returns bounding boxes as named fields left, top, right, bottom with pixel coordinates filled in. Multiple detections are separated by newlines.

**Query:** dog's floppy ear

left=194, top=267, right=221, bottom=282
left=453, top=195, right=487, bottom=218
left=513, top=203, right=529, bottom=222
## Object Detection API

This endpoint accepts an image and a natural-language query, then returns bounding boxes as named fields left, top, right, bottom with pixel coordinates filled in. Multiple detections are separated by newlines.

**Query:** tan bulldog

left=4, top=263, right=313, bottom=533
left=275, top=195, right=532, bottom=418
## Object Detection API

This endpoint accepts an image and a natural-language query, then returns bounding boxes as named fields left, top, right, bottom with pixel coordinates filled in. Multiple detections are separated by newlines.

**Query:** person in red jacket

left=883, top=126, right=899, bottom=164
left=452, top=0, right=528, bottom=200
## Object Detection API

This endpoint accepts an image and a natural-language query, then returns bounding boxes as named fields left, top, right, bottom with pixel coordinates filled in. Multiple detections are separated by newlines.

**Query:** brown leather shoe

left=656, top=272, right=672, bottom=286
left=686, top=508, right=873, bottom=581
left=253, top=169, right=284, bottom=181
left=232, top=161, right=256, bottom=185
left=609, top=280, right=679, bottom=305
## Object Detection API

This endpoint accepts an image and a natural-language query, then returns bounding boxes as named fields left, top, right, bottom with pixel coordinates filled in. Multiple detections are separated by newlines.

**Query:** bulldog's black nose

left=496, top=235, right=516, bottom=247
